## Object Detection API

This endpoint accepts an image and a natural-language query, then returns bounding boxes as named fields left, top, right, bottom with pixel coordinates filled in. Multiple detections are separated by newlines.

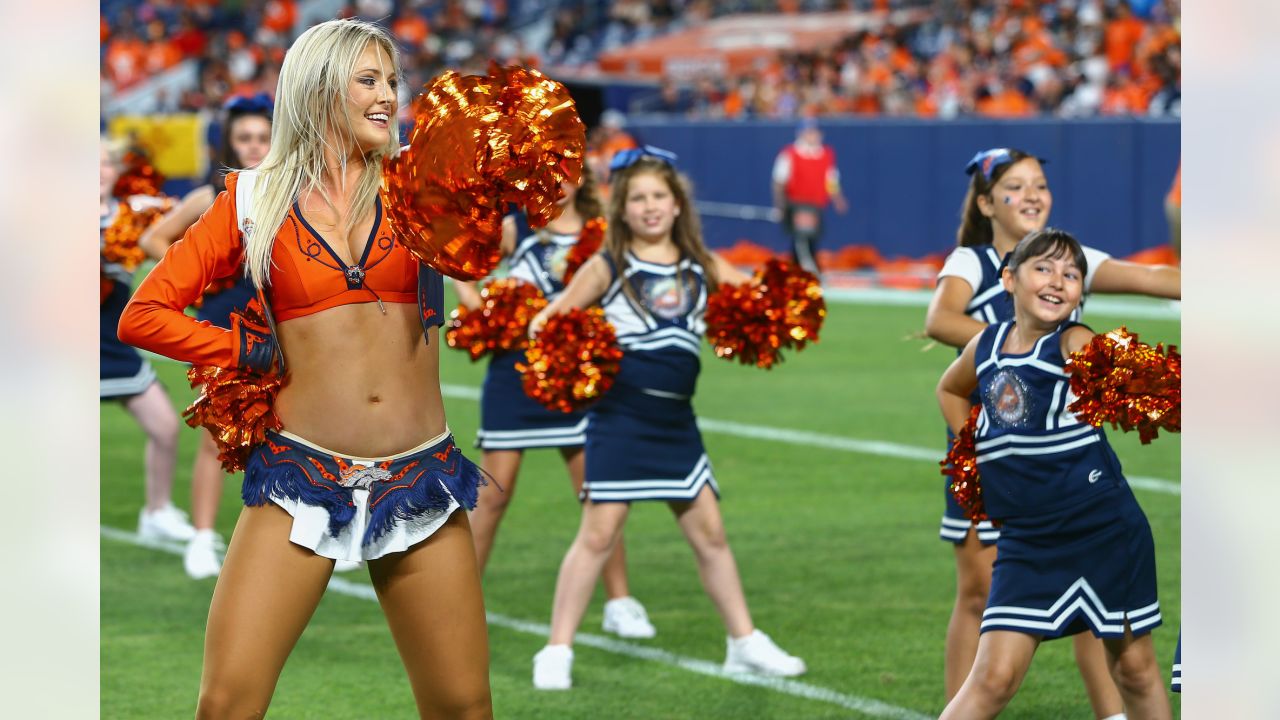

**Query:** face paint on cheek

left=1003, top=196, right=1013, bottom=205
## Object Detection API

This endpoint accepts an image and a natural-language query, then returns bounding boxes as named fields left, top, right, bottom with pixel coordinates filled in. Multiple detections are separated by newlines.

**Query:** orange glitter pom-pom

left=102, top=196, right=172, bottom=272
left=704, top=259, right=827, bottom=369
left=381, top=63, right=586, bottom=280
left=112, top=151, right=166, bottom=199
left=942, top=405, right=988, bottom=523
left=100, top=275, right=114, bottom=304
left=519, top=308, right=622, bottom=413
left=183, top=301, right=284, bottom=472
left=446, top=279, right=549, bottom=361
left=1066, top=327, right=1181, bottom=444
left=562, top=217, right=606, bottom=285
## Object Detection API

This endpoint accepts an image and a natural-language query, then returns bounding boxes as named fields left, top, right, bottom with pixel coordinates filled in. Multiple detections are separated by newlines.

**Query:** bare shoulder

left=1060, top=324, right=1096, bottom=358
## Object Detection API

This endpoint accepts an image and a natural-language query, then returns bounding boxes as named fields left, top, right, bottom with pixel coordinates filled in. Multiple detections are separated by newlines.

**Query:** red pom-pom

left=942, top=405, right=987, bottom=523
left=519, top=307, right=622, bottom=413
left=1065, top=327, right=1181, bottom=444
left=183, top=300, right=284, bottom=472
left=381, top=64, right=586, bottom=280
left=100, top=275, right=114, bottom=305
left=445, top=279, right=549, bottom=361
left=112, top=151, right=166, bottom=199
left=102, top=196, right=172, bottom=272
left=562, top=217, right=606, bottom=285
left=704, top=259, right=826, bottom=369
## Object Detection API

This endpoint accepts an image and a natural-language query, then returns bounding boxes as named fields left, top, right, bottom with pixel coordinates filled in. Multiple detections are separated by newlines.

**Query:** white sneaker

left=533, top=644, right=573, bottom=690
left=723, top=630, right=806, bottom=677
left=138, top=503, right=197, bottom=542
left=333, top=559, right=364, bottom=573
left=602, top=596, right=656, bottom=639
left=183, top=529, right=223, bottom=579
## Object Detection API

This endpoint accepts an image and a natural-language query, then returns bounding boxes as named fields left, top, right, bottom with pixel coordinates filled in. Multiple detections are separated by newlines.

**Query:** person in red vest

left=771, top=118, right=847, bottom=276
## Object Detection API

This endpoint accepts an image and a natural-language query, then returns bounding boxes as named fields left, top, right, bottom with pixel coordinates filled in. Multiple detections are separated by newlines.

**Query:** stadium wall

left=625, top=117, right=1180, bottom=260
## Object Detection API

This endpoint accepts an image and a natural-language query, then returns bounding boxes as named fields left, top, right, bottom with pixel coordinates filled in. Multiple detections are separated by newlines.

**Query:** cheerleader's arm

left=528, top=254, right=611, bottom=336
left=926, top=276, right=988, bottom=349
left=139, top=185, right=215, bottom=260
left=937, top=333, right=981, bottom=435
left=1090, top=258, right=1181, bottom=300
left=711, top=253, right=752, bottom=286
left=118, top=181, right=259, bottom=370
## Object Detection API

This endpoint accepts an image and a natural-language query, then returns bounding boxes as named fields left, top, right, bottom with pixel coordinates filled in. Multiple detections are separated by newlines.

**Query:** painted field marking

left=100, top=525, right=932, bottom=720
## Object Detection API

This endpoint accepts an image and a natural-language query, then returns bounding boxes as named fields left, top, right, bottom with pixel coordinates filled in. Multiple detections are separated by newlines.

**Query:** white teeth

left=367, top=113, right=388, bottom=122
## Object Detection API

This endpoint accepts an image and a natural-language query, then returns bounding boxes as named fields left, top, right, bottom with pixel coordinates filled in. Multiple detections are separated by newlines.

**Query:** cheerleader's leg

left=945, top=529, right=997, bottom=701
left=547, top=499, right=631, bottom=646
left=469, top=449, right=524, bottom=575
left=561, top=445, right=632, bottom=600
left=123, top=382, right=180, bottom=511
left=196, top=503, right=336, bottom=719
left=670, top=485, right=753, bottom=638
left=370, top=509, right=493, bottom=719
left=940, top=630, right=1040, bottom=719
left=1102, top=627, right=1172, bottom=720
left=1073, top=632, right=1126, bottom=718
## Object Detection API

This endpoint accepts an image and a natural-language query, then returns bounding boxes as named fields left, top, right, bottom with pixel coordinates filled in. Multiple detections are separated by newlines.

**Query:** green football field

left=100, top=291, right=1181, bottom=718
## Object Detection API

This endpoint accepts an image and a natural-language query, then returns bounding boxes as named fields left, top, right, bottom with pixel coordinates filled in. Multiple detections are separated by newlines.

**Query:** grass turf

left=101, top=294, right=1180, bottom=718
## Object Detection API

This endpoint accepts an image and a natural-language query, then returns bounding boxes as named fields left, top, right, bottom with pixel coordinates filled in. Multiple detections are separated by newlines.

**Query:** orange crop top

left=119, top=171, right=443, bottom=370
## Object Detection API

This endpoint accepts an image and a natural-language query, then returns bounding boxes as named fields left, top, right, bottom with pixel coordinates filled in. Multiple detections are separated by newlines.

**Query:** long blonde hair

left=604, top=157, right=719, bottom=300
left=243, top=19, right=401, bottom=287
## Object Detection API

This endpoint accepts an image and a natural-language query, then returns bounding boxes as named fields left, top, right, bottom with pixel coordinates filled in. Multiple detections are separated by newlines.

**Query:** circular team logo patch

left=985, top=368, right=1032, bottom=428
left=642, top=275, right=695, bottom=319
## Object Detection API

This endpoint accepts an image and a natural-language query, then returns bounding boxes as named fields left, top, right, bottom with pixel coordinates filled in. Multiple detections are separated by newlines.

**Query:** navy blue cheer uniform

left=972, top=321, right=1161, bottom=639
left=101, top=204, right=157, bottom=400
left=582, top=252, right=718, bottom=503
left=476, top=224, right=588, bottom=450
left=936, top=242, right=1111, bottom=545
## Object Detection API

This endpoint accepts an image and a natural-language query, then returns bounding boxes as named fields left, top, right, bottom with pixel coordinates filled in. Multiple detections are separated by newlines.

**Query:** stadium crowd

left=101, top=0, right=1180, bottom=122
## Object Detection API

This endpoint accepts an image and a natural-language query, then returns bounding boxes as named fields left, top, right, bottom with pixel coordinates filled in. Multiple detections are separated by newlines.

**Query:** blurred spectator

left=772, top=118, right=848, bottom=277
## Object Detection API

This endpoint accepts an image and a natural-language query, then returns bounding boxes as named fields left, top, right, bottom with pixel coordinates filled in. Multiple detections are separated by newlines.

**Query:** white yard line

left=439, top=385, right=1181, bottom=496
left=100, top=526, right=932, bottom=720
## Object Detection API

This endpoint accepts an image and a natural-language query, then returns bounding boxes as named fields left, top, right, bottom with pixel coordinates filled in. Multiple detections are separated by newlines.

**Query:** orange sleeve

left=119, top=173, right=251, bottom=369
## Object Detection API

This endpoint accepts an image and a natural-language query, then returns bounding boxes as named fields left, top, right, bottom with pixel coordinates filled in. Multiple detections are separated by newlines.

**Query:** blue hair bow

left=224, top=93, right=274, bottom=116
left=609, top=145, right=678, bottom=172
left=964, top=148, right=1047, bottom=182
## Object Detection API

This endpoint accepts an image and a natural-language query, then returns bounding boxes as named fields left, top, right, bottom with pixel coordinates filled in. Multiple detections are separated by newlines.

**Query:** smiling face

left=1002, top=246, right=1083, bottom=327
left=979, top=158, right=1052, bottom=246
left=621, top=170, right=680, bottom=244
left=344, top=42, right=398, bottom=156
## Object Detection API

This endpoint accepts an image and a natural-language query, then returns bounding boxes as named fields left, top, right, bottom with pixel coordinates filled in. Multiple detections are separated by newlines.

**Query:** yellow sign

left=108, top=114, right=207, bottom=179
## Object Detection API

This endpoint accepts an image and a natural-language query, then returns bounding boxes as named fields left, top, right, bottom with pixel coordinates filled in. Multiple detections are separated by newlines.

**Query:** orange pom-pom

left=519, top=307, right=622, bottom=413
left=183, top=300, right=283, bottom=472
left=1065, top=327, right=1181, bottom=444
left=102, top=196, right=172, bottom=272
left=942, top=405, right=988, bottom=522
left=562, top=217, right=606, bottom=285
left=112, top=151, right=166, bottom=199
left=704, top=259, right=826, bottom=369
left=100, top=274, right=114, bottom=304
left=445, top=279, right=549, bottom=361
left=381, top=64, right=586, bottom=280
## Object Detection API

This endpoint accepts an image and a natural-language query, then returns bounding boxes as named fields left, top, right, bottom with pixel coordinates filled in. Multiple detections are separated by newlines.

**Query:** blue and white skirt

left=982, top=485, right=1161, bottom=639
left=242, top=428, right=484, bottom=561
left=583, top=383, right=719, bottom=503
left=476, top=351, right=588, bottom=450
left=1171, top=631, right=1181, bottom=692
left=101, top=281, right=156, bottom=400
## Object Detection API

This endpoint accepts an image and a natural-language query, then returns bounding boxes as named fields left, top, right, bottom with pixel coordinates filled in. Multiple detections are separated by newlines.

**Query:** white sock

left=1100, top=714, right=1126, bottom=720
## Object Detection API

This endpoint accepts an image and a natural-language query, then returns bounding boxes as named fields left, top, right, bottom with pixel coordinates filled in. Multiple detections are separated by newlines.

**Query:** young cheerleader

left=925, top=147, right=1180, bottom=715
left=455, top=170, right=655, bottom=638
left=101, top=140, right=195, bottom=544
left=139, top=94, right=273, bottom=579
left=119, top=20, right=491, bottom=718
left=936, top=228, right=1171, bottom=718
left=526, top=147, right=805, bottom=689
